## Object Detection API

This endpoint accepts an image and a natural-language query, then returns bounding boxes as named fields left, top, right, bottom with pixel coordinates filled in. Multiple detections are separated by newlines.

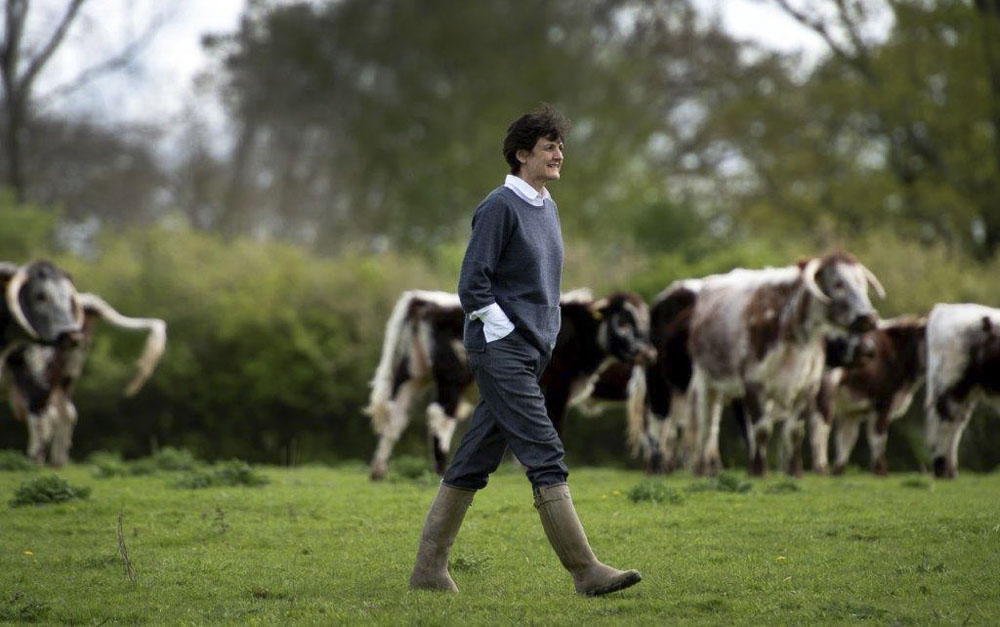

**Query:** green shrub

left=10, top=475, right=92, bottom=507
left=174, top=460, right=269, bottom=489
left=765, top=480, right=802, bottom=494
left=88, top=451, right=131, bottom=478
left=686, top=472, right=753, bottom=494
left=0, top=450, right=35, bottom=472
left=628, top=479, right=685, bottom=504
left=392, top=455, right=435, bottom=482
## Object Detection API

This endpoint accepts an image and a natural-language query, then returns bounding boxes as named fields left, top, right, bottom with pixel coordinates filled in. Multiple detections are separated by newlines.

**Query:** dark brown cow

left=688, top=253, right=883, bottom=477
left=925, top=303, right=1000, bottom=478
left=3, top=293, right=166, bottom=466
left=810, top=317, right=926, bottom=475
left=366, top=289, right=656, bottom=480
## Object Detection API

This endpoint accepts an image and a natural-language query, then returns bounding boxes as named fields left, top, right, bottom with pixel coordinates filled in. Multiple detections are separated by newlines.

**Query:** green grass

left=2, top=464, right=999, bottom=624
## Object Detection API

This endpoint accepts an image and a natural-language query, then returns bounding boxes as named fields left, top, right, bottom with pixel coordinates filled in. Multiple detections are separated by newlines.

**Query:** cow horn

left=5, top=267, right=39, bottom=340
left=861, top=264, right=886, bottom=300
left=801, top=258, right=830, bottom=304
left=590, top=298, right=609, bottom=319
left=71, top=291, right=85, bottom=328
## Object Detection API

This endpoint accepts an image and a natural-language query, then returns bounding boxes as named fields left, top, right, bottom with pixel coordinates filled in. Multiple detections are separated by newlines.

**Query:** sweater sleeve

left=457, top=195, right=515, bottom=314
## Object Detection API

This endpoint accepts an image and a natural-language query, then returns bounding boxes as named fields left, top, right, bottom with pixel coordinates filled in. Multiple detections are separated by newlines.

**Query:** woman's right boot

left=409, top=483, right=475, bottom=592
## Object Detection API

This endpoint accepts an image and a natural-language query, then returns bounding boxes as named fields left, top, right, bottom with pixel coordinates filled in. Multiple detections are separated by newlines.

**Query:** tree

left=203, top=0, right=772, bottom=252
left=0, top=0, right=163, bottom=204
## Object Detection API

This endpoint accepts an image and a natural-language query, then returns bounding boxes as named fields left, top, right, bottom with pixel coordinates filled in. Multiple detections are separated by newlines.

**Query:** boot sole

left=584, top=571, right=642, bottom=597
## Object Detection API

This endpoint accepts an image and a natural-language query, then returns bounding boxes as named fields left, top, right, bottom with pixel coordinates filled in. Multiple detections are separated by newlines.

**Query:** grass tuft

left=0, top=593, right=50, bottom=622
left=765, top=479, right=802, bottom=494
left=686, top=472, right=753, bottom=494
left=900, top=476, right=933, bottom=490
left=173, top=460, right=269, bottom=489
left=9, top=474, right=91, bottom=507
left=0, top=450, right=36, bottom=472
left=450, top=553, right=492, bottom=573
left=628, top=479, right=685, bottom=504
left=91, top=447, right=201, bottom=478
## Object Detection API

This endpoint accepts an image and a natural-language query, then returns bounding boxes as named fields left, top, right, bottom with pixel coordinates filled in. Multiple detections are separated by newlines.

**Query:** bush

left=686, top=472, right=753, bottom=494
left=88, top=451, right=131, bottom=478
left=10, top=475, right=92, bottom=507
left=173, top=460, right=269, bottom=489
left=0, top=450, right=35, bottom=472
left=628, top=479, right=685, bottom=504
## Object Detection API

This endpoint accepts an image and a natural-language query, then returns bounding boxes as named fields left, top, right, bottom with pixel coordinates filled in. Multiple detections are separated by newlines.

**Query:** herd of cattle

left=2, top=252, right=996, bottom=480
left=0, top=260, right=166, bottom=466
left=366, top=251, right=1000, bottom=480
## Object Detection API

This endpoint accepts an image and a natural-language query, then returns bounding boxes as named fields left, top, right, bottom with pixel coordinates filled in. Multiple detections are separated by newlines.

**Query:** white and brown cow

left=3, top=293, right=166, bottom=466
left=688, top=253, right=883, bottom=477
left=810, top=316, right=926, bottom=475
left=366, top=289, right=656, bottom=480
left=925, top=303, right=1000, bottom=478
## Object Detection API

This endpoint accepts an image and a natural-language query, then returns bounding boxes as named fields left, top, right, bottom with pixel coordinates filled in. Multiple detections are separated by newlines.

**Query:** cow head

left=801, top=252, right=881, bottom=334
left=1, top=261, right=84, bottom=348
left=592, top=292, right=657, bottom=366
left=824, top=330, right=876, bottom=369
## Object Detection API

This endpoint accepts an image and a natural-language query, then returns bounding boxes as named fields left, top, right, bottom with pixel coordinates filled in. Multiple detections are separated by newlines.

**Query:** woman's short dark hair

left=502, top=104, right=570, bottom=175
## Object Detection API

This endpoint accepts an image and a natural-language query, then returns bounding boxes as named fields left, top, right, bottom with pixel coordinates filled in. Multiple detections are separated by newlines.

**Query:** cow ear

left=0, top=262, right=18, bottom=284
left=589, top=298, right=609, bottom=319
left=982, top=316, right=993, bottom=335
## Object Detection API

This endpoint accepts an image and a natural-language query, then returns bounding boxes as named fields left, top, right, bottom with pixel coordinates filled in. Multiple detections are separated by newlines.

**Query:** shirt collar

left=504, top=174, right=552, bottom=207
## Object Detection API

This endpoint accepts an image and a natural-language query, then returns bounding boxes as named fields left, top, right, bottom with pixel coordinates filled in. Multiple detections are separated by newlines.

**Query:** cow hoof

left=813, top=464, right=829, bottom=476
left=370, top=462, right=388, bottom=481
left=831, top=463, right=847, bottom=476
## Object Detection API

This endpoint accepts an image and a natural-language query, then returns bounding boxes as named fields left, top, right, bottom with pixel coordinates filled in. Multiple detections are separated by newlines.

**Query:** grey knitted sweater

left=458, top=185, right=564, bottom=354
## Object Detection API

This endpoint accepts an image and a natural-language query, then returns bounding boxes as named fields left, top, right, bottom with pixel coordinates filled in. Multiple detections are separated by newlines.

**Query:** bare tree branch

left=37, top=10, right=169, bottom=105
left=18, top=0, right=87, bottom=94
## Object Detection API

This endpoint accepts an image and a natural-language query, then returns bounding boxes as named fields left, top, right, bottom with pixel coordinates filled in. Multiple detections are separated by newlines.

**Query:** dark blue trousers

left=442, top=330, right=569, bottom=491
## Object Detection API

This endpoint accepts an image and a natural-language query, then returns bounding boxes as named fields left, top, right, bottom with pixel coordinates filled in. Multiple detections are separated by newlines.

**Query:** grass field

left=2, top=460, right=999, bottom=625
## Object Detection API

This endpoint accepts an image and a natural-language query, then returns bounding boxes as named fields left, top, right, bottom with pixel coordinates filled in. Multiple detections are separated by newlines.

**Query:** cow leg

left=26, top=412, right=47, bottom=464
left=928, top=393, right=972, bottom=479
left=781, top=412, right=807, bottom=478
left=743, top=387, right=769, bottom=477
left=369, top=380, right=421, bottom=480
left=427, top=381, right=467, bottom=475
left=26, top=407, right=57, bottom=465
left=697, top=389, right=724, bottom=477
left=49, top=394, right=77, bottom=468
left=810, top=377, right=835, bottom=475
left=659, top=389, right=690, bottom=473
left=832, top=416, right=861, bottom=475
left=809, top=411, right=831, bottom=475
left=866, top=412, right=890, bottom=476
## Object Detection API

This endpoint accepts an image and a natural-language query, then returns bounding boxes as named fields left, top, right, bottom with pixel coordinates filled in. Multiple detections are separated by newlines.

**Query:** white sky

left=24, top=0, right=887, bottom=152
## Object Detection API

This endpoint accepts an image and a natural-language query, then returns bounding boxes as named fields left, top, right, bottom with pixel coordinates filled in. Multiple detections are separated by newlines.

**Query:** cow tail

left=625, top=365, right=647, bottom=458
left=366, top=291, right=416, bottom=433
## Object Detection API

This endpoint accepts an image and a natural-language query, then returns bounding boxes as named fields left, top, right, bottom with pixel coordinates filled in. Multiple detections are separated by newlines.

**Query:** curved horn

left=801, top=258, right=830, bottom=304
left=861, top=264, right=886, bottom=300
left=5, top=267, right=39, bottom=340
left=77, top=293, right=167, bottom=397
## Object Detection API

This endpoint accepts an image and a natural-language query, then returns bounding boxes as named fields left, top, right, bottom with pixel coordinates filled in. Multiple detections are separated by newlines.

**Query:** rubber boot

left=534, top=482, right=642, bottom=596
left=409, top=483, right=475, bottom=592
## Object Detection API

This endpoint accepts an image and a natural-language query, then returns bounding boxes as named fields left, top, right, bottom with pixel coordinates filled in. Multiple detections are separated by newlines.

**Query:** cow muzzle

left=849, top=313, right=877, bottom=333
left=633, top=344, right=658, bottom=366
left=56, top=329, right=85, bottom=349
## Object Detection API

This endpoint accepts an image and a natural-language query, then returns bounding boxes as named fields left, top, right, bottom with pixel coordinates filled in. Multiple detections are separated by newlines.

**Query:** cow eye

left=35, top=293, right=47, bottom=302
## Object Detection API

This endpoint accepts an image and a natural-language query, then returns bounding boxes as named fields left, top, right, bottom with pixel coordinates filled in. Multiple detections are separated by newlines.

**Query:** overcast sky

left=25, top=0, right=885, bottom=152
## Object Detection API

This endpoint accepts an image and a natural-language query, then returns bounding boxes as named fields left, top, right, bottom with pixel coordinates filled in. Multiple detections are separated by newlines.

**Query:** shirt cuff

left=470, top=302, right=515, bottom=343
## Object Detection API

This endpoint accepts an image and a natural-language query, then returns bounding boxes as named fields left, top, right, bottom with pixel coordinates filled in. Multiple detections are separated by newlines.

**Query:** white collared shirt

left=468, top=175, right=554, bottom=342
